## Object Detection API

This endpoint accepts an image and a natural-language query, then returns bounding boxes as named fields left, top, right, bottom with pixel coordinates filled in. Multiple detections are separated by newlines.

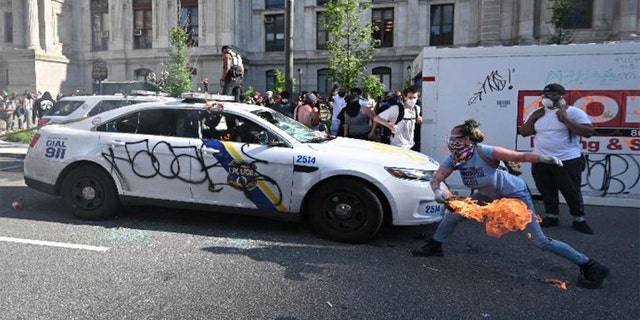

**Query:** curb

left=0, top=153, right=26, bottom=159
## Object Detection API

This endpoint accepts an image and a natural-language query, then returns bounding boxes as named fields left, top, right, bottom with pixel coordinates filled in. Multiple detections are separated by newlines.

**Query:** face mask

left=559, top=98, right=566, bottom=106
left=541, top=97, right=554, bottom=109
left=446, top=135, right=474, bottom=166
left=406, top=98, right=417, bottom=107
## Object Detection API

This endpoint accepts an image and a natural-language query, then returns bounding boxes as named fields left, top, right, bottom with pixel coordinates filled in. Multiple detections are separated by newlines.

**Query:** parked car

left=37, top=91, right=175, bottom=126
left=24, top=96, right=448, bottom=243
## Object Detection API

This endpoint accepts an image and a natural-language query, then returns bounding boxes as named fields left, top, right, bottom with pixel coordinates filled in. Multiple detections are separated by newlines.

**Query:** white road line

left=0, top=236, right=110, bottom=252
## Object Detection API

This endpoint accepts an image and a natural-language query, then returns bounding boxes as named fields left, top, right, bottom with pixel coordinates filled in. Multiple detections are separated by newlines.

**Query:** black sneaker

left=411, top=240, right=444, bottom=257
left=572, top=221, right=594, bottom=234
left=539, top=217, right=559, bottom=227
left=577, top=259, right=609, bottom=289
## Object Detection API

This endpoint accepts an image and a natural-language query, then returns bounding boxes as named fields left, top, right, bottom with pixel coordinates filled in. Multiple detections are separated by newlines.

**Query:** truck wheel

left=308, top=179, right=384, bottom=243
left=62, top=165, right=119, bottom=220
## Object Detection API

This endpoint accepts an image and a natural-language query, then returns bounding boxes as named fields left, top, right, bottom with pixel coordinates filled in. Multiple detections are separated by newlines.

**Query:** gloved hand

left=540, top=155, right=563, bottom=167
left=434, top=189, right=447, bottom=203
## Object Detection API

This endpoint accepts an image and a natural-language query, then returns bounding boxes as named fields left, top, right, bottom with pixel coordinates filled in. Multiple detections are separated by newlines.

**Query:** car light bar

left=181, top=92, right=236, bottom=101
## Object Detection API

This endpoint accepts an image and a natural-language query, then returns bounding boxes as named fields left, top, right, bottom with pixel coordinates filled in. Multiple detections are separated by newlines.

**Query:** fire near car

left=24, top=94, right=448, bottom=243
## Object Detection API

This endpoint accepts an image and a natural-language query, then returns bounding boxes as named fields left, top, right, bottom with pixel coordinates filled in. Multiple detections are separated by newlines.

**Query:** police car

left=24, top=94, right=447, bottom=243
left=38, top=91, right=175, bottom=127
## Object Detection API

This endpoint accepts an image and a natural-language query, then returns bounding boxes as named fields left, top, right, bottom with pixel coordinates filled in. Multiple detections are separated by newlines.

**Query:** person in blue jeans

left=412, top=119, right=609, bottom=289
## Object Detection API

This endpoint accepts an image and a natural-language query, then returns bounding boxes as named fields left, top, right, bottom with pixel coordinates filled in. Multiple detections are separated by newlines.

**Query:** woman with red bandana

left=412, top=119, right=609, bottom=289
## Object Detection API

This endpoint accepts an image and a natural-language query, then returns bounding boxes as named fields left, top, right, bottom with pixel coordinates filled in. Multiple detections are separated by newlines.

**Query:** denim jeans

left=432, top=189, right=589, bottom=265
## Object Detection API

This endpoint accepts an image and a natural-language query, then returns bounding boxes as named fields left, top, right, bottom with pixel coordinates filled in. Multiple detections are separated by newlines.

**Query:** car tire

left=62, top=165, right=119, bottom=220
left=308, top=179, right=384, bottom=243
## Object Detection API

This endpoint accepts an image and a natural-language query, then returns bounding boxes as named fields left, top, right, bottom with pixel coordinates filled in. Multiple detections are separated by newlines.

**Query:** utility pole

left=285, top=0, right=294, bottom=94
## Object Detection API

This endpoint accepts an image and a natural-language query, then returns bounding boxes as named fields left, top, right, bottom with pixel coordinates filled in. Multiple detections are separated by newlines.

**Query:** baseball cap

left=542, top=83, right=566, bottom=95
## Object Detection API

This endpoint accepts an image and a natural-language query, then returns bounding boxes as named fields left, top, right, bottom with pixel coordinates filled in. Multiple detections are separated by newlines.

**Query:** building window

left=180, top=0, right=199, bottom=47
left=265, top=14, right=285, bottom=51
left=266, top=70, right=277, bottom=92
left=372, top=8, right=394, bottom=48
left=4, top=12, right=13, bottom=43
left=317, top=12, right=328, bottom=50
left=90, top=0, right=108, bottom=51
left=265, top=0, right=284, bottom=10
left=317, top=0, right=329, bottom=5
left=430, top=4, right=454, bottom=46
left=133, top=0, right=153, bottom=49
left=372, top=67, right=391, bottom=91
left=134, top=68, right=153, bottom=82
left=317, top=68, right=330, bottom=95
left=566, top=0, right=593, bottom=29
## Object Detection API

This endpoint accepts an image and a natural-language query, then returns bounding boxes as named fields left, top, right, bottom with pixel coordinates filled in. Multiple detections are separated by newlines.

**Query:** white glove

left=540, top=155, right=563, bottom=167
left=434, top=189, right=447, bottom=203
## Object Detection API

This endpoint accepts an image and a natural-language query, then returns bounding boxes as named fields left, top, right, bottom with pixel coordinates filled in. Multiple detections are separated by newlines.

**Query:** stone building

left=0, top=0, right=638, bottom=96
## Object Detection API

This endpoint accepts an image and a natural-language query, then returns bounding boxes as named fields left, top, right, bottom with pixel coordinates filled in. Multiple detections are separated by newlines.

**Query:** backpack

left=229, top=51, right=243, bottom=78
left=475, top=144, right=523, bottom=176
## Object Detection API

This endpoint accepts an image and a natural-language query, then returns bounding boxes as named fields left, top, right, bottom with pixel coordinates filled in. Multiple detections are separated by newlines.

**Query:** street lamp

left=297, top=68, right=302, bottom=94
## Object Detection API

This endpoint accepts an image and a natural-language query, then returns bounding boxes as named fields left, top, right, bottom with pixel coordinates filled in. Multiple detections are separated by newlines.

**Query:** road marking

left=0, top=236, right=110, bottom=252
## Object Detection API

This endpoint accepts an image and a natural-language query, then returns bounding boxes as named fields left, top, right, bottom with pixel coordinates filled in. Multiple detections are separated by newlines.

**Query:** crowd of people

left=0, top=90, right=58, bottom=135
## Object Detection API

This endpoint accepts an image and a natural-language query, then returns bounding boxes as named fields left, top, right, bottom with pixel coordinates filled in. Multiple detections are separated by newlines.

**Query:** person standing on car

left=519, top=83, right=595, bottom=234
left=220, top=45, right=244, bottom=102
left=413, top=119, right=609, bottom=289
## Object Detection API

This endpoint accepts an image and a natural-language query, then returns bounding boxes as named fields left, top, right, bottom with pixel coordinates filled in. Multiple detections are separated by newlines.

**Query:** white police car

left=24, top=94, right=447, bottom=243
left=38, top=91, right=175, bottom=126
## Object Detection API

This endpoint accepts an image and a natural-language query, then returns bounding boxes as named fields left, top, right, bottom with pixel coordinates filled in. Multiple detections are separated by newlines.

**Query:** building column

left=517, top=0, right=536, bottom=44
left=24, top=0, right=40, bottom=50
left=618, top=0, right=639, bottom=40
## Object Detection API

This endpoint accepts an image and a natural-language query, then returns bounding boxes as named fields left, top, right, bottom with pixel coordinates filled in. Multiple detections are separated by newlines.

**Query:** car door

left=98, top=108, right=195, bottom=202
left=190, top=111, right=295, bottom=213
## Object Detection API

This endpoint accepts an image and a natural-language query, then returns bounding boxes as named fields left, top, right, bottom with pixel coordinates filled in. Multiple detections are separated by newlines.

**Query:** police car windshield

left=252, top=109, right=328, bottom=143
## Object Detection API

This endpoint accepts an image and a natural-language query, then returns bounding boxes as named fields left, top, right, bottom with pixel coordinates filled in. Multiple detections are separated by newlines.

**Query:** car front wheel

left=61, top=165, right=119, bottom=220
left=308, top=179, right=384, bottom=243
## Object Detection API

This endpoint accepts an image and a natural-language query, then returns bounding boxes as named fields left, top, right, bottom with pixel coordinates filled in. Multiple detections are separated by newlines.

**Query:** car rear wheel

left=308, top=179, right=384, bottom=243
left=62, top=165, right=119, bottom=220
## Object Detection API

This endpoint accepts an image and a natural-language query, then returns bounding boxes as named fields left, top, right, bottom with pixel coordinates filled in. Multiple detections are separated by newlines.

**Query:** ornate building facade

left=0, top=0, right=638, bottom=96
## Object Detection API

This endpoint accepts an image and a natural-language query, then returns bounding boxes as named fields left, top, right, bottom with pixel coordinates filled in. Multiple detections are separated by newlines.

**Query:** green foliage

left=362, top=75, right=385, bottom=100
left=243, top=85, right=255, bottom=99
left=272, top=69, right=296, bottom=94
left=547, top=0, right=574, bottom=44
left=164, top=27, right=193, bottom=97
left=323, top=0, right=378, bottom=90
left=3, top=128, right=36, bottom=144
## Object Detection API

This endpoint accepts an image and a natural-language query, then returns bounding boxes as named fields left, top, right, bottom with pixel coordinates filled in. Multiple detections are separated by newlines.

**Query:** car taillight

left=29, top=133, right=41, bottom=148
left=38, top=118, right=50, bottom=126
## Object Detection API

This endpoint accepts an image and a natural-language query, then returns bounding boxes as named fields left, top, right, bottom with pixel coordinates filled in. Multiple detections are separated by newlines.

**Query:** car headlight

left=385, top=167, right=435, bottom=182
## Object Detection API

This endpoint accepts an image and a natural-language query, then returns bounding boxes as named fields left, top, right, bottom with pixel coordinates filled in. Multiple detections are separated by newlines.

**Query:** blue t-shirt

left=442, top=144, right=527, bottom=199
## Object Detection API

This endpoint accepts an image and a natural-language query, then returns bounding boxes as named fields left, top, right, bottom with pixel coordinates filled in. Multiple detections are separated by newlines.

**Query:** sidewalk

left=0, top=140, right=28, bottom=158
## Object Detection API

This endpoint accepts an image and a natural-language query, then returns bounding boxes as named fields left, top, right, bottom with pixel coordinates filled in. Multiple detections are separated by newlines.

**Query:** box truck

left=414, top=42, right=640, bottom=207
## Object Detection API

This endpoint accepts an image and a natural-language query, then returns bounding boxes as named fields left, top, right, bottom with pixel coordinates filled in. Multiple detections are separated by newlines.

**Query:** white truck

left=414, top=42, right=640, bottom=207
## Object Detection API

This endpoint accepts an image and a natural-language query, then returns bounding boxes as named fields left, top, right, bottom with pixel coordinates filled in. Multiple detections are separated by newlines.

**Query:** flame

left=446, top=197, right=532, bottom=237
left=545, top=278, right=568, bottom=290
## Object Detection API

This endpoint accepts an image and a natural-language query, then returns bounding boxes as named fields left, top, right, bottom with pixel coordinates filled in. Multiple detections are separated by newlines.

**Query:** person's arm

left=492, top=146, right=563, bottom=166
left=220, top=53, right=231, bottom=84
left=519, top=108, right=544, bottom=137
left=430, top=166, right=454, bottom=197
left=556, top=107, right=595, bottom=138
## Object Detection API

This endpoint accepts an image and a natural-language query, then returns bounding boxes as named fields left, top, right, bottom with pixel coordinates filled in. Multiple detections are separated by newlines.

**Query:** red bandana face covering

left=447, top=137, right=474, bottom=167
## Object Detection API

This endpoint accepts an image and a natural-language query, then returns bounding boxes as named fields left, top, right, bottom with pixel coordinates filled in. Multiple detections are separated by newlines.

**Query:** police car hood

left=307, top=137, right=440, bottom=170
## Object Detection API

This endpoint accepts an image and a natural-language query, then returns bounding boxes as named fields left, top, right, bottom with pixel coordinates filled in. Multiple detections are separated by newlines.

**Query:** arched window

left=134, top=68, right=153, bottom=81
left=266, top=69, right=277, bottom=92
left=372, top=67, right=391, bottom=91
left=317, top=68, right=331, bottom=96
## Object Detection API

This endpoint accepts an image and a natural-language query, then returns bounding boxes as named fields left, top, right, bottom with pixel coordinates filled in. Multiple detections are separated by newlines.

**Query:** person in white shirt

left=519, top=83, right=595, bottom=234
left=330, top=87, right=347, bottom=135
left=369, top=87, right=422, bottom=149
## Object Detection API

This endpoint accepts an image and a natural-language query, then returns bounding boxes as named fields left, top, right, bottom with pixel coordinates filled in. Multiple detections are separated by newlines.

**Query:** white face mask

left=541, top=97, right=554, bottom=108
left=559, top=97, right=566, bottom=106
left=406, top=98, right=417, bottom=107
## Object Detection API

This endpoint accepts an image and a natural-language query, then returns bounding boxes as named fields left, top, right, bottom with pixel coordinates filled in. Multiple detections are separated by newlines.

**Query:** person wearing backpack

left=368, top=87, right=421, bottom=148
left=220, top=45, right=244, bottom=102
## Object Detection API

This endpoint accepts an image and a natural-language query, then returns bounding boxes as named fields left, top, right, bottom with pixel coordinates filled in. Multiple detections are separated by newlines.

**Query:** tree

left=547, top=0, right=575, bottom=44
left=362, top=75, right=384, bottom=101
left=323, top=0, right=379, bottom=90
left=163, top=27, right=193, bottom=97
left=273, top=69, right=296, bottom=95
